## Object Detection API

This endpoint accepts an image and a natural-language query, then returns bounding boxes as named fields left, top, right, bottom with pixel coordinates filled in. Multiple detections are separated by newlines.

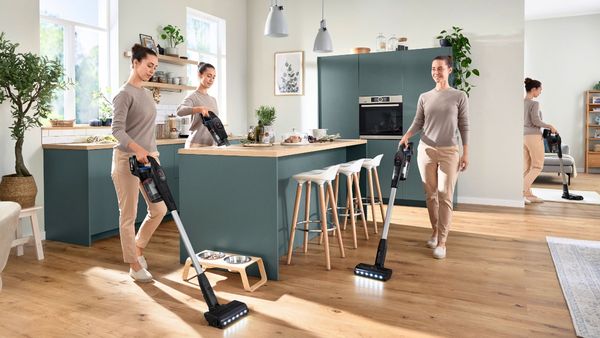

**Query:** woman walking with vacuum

left=111, top=44, right=166, bottom=282
left=399, top=55, right=469, bottom=259
left=177, top=62, right=220, bottom=148
left=523, top=77, right=557, bottom=204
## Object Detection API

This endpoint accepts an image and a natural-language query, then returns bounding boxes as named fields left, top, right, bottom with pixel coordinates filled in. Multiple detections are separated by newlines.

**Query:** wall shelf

left=141, top=81, right=195, bottom=91
left=157, top=54, right=198, bottom=66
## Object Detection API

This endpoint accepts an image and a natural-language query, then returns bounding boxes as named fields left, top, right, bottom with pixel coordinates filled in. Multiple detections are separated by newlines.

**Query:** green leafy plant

left=160, top=24, right=185, bottom=48
left=436, top=26, right=480, bottom=96
left=255, top=105, right=276, bottom=126
left=93, top=88, right=113, bottom=122
left=0, top=32, right=70, bottom=176
left=593, top=81, right=600, bottom=90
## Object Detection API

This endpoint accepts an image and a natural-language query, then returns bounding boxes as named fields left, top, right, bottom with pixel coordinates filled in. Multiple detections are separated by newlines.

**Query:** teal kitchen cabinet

left=44, top=142, right=184, bottom=246
left=318, top=54, right=359, bottom=138
left=358, top=51, right=405, bottom=96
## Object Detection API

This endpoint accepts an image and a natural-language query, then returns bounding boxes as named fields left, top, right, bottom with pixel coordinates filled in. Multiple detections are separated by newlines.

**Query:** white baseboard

left=457, top=196, right=524, bottom=208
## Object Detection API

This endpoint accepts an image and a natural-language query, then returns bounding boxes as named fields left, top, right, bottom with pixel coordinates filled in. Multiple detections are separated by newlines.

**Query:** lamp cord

left=321, top=0, right=325, bottom=20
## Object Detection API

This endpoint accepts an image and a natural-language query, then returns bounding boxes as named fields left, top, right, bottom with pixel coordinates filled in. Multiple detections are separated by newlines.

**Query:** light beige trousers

left=111, top=149, right=167, bottom=263
left=417, top=142, right=460, bottom=243
left=523, top=134, right=545, bottom=198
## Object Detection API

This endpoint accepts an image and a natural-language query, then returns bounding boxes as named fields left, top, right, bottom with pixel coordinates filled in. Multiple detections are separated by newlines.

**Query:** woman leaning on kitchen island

left=111, top=44, right=167, bottom=283
left=176, top=62, right=220, bottom=148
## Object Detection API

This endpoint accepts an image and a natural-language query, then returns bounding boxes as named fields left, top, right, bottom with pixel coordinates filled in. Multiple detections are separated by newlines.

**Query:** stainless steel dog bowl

left=198, top=250, right=226, bottom=260
left=224, top=255, right=251, bottom=264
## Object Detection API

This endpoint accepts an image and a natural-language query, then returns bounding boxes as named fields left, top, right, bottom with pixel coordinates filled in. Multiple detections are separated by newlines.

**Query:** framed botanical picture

left=139, top=34, right=155, bottom=51
left=274, top=51, right=304, bottom=96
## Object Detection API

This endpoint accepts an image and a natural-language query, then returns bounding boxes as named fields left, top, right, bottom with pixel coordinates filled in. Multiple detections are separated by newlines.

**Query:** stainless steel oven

left=359, top=95, right=403, bottom=139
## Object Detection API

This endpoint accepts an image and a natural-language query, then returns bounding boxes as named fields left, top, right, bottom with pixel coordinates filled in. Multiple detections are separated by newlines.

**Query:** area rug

left=531, top=188, right=600, bottom=205
left=546, top=236, right=600, bottom=337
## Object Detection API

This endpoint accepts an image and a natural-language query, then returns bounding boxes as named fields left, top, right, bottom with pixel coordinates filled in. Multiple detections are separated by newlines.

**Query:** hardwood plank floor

left=1, top=174, right=598, bottom=337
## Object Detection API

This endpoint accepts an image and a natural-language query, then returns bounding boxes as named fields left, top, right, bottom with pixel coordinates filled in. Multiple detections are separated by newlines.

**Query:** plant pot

left=165, top=47, right=178, bottom=56
left=0, top=175, right=37, bottom=208
left=439, top=38, right=452, bottom=47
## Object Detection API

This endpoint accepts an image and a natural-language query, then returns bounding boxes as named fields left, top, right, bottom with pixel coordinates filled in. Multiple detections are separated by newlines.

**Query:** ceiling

left=525, top=0, right=600, bottom=20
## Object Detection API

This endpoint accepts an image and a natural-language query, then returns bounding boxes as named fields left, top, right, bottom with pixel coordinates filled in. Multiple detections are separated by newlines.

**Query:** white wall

left=525, top=14, right=600, bottom=172
left=118, top=0, right=248, bottom=135
left=247, top=0, right=525, bottom=207
left=0, top=1, right=44, bottom=226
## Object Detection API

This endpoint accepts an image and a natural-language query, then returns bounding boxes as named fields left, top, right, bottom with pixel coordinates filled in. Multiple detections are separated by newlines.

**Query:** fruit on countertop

left=284, top=135, right=303, bottom=143
left=86, top=135, right=117, bottom=143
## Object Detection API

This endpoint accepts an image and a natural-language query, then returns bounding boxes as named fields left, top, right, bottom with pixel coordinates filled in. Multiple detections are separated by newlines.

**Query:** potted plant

left=255, top=105, right=276, bottom=143
left=593, top=81, right=600, bottom=90
left=436, top=26, right=480, bottom=97
left=160, top=24, right=185, bottom=56
left=0, top=32, right=69, bottom=207
left=93, top=88, right=113, bottom=126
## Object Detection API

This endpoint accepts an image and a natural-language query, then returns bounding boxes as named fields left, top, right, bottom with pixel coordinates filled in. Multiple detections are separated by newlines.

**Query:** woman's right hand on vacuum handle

left=549, top=125, right=558, bottom=134
left=399, top=132, right=413, bottom=150
left=193, top=106, right=210, bottom=117
left=129, top=142, right=150, bottom=164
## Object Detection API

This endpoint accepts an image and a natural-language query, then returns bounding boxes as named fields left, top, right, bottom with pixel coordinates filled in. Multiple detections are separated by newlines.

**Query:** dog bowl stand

left=182, top=252, right=267, bottom=292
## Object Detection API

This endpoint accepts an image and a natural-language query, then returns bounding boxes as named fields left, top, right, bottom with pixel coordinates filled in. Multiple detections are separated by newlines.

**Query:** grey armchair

left=542, top=143, right=575, bottom=185
left=0, top=201, right=21, bottom=291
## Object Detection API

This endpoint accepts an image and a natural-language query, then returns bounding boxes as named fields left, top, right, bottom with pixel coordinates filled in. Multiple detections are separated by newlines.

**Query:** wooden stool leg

left=287, top=183, right=304, bottom=265
left=317, top=184, right=331, bottom=270
left=367, top=168, right=378, bottom=234
left=347, top=175, right=358, bottom=249
left=304, top=182, right=311, bottom=253
left=182, top=257, right=193, bottom=280
left=354, top=173, right=369, bottom=240
left=342, top=190, right=350, bottom=231
left=15, top=221, right=24, bottom=256
left=373, top=167, right=386, bottom=221
left=328, top=182, right=345, bottom=258
left=30, top=212, right=44, bottom=260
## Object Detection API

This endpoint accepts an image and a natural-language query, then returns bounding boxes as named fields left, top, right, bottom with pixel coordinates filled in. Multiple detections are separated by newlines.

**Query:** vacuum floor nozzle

left=354, top=263, right=392, bottom=281
left=204, top=300, right=249, bottom=329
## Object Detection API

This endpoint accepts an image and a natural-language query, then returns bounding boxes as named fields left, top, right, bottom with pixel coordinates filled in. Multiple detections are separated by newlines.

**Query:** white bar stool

left=361, top=154, right=385, bottom=234
left=11, top=206, right=44, bottom=260
left=286, top=165, right=345, bottom=270
left=326, top=159, right=369, bottom=249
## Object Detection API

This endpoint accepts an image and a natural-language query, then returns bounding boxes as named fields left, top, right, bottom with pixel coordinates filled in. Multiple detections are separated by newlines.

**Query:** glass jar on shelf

left=375, top=33, right=386, bottom=52
left=387, top=34, right=398, bottom=51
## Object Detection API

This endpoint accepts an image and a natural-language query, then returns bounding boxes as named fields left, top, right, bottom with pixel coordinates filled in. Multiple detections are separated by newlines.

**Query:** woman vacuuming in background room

left=177, top=62, right=220, bottom=148
left=399, top=55, right=469, bottom=260
left=111, top=44, right=166, bottom=282
left=523, top=77, right=558, bottom=205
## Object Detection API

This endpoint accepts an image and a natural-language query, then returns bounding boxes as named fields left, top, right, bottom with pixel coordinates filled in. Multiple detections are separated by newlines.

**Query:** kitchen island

left=177, top=139, right=367, bottom=280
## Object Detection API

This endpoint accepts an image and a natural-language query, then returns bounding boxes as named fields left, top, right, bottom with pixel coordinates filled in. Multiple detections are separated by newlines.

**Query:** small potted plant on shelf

left=0, top=32, right=70, bottom=207
left=255, top=105, right=276, bottom=143
left=160, top=24, right=185, bottom=57
left=436, top=26, right=480, bottom=97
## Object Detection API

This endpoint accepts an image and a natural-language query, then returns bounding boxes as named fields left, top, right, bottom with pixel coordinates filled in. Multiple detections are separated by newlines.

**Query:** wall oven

left=359, top=95, right=403, bottom=139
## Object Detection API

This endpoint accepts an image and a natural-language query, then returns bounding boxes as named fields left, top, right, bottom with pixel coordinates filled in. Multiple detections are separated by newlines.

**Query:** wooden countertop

left=43, top=138, right=187, bottom=150
left=178, top=139, right=367, bottom=158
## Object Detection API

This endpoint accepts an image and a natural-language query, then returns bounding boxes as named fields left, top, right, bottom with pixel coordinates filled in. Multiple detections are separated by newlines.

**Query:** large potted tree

left=0, top=32, right=69, bottom=207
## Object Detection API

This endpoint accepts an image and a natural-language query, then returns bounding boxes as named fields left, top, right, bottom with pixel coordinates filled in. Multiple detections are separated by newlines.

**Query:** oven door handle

left=360, top=103, right=401, bottom=108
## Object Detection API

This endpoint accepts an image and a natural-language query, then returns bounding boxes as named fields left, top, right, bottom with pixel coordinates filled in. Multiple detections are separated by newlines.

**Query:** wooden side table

left=182, top=251, right=267, bottom=292
left=11, top=206, right=44, bottom=260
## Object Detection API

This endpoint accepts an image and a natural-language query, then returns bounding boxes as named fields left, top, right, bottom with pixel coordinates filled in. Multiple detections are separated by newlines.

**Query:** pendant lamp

left=264, top=0, right=288, bottom=37
left=313, top=0, right=332, bottom=52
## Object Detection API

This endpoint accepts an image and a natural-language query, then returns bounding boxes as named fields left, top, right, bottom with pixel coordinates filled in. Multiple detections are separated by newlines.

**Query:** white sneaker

left=433, top=246, right=446, bottom=259
left=138, top=256, right=148, bottom=270
left=426, top=238, right=438, bottom=249
left=129, top=267, right=153, bottom=282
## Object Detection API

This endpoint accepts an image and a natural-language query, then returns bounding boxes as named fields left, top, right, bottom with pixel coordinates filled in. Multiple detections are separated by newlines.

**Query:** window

left=186, top=8, right=227, bottom=121
left=40, top=0, right=110, bottom=123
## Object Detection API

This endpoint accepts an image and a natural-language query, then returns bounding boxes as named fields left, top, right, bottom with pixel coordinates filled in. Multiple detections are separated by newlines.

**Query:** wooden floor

left=1, top=174, right=598, bottom=337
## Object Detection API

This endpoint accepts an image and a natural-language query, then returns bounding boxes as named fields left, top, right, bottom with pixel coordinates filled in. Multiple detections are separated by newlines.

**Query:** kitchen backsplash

left=42, top=104, right=179, bottom=144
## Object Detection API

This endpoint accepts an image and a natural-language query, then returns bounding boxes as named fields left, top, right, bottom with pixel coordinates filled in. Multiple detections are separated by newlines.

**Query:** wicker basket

left=50, top=119, right=75, bottom=127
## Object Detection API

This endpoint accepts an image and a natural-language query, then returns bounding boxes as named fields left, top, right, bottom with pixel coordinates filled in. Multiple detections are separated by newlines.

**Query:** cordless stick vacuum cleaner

left=129, top=156, right=248, bottom=328
left=354, top=142, right=413, bottom=281
left=202, top=111, right=230, bottom=147
left=542, top=129, right=583, bottom=201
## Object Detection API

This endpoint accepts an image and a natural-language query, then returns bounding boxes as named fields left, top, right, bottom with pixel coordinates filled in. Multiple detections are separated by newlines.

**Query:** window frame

left=40, top=1, right=110, bottom=123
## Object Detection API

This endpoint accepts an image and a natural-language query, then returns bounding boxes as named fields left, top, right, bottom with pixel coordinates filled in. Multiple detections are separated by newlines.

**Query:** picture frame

left=274, top=51, right=304, bottom=96
left=139, top=34, right=155, bottom=51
